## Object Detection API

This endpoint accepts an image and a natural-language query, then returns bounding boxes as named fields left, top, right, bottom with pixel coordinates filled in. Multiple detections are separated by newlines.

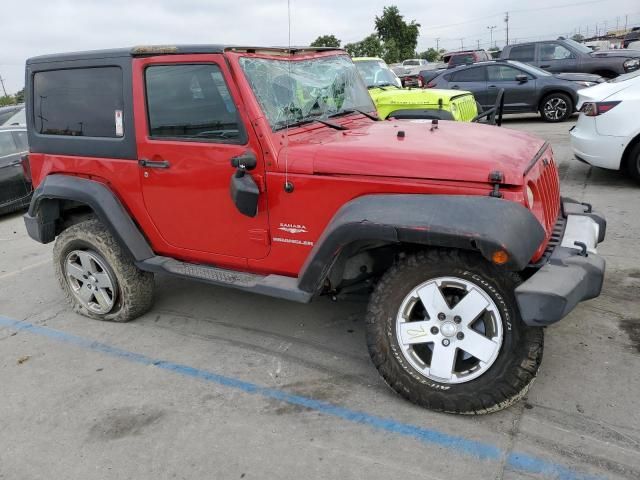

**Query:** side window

left=33, top=67, right=124, bottom=137
left=12, top=131, right=28, bottom=151
left=487, top=66, right=530, bottom=81
left=451, top=67, right=485, bottom=82
left=540, top=43, right=574, bottom=61
left=508, top=45, right=535, bottom=62
left=0, top=132, right=17, bottom=157
left=145, top=64, right=244, bottom=143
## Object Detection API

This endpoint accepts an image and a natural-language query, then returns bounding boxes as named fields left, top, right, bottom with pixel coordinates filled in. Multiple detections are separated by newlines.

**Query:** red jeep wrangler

left=23, top=45, right=606, bottom=414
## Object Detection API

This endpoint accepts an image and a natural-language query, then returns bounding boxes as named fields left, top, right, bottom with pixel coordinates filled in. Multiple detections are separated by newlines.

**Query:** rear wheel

left=366, top=249, right=543, bottom=414
left=540, top=93, right=573, bottom=122
left=625, top=142, right=640, bottom=182
left=53, top=219, right=154, bottom=322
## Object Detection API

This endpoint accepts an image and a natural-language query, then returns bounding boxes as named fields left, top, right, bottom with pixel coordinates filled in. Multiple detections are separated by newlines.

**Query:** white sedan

left=570, top=70, right=640, bottom=181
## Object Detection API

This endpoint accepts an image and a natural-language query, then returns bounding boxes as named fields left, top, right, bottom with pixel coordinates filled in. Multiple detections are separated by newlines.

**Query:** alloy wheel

left=395, top=276, right=503, bottom=384
left=64, top=250, right=118, bottom=314
left=543, top=97, right=568, bottom=121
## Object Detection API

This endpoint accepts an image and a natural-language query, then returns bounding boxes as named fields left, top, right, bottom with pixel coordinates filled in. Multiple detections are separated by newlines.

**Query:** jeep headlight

left=451, top=103, right=457, bottom=115
left=526, top=185, right=535, bottom=208
left=624, top=58, right=640, bottom=71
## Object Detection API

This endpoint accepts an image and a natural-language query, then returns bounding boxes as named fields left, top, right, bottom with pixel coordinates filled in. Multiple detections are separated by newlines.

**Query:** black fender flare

left=24, top=174, right=154, bottom=261
left=298, top=194, right=546, bottom=293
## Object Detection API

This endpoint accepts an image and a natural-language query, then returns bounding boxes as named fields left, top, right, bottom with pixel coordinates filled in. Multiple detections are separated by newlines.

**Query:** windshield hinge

left=488, top=170, right=504, bottom=198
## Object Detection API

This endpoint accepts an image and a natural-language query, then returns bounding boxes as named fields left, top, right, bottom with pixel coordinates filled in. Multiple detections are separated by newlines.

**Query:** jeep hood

left=370, top=87, right=471, bottom=107
left=284, top=120, right=545, bottom=186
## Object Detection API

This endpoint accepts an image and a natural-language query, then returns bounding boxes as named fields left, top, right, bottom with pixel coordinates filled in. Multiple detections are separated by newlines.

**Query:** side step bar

left=137, top=256, right=313, bottom=303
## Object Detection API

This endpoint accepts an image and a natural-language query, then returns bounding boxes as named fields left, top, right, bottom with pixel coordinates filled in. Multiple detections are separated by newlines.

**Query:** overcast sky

left=2, top=0, right=639, bottom=94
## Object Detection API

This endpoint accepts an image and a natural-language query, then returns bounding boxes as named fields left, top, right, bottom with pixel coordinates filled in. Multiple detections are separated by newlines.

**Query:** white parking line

left=0, top=258, right=50, bottom=280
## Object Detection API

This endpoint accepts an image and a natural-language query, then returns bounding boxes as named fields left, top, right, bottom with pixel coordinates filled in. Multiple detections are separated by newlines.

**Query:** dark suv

left=442, top=50, right=491, bottom=68
left=500, top=38, right=640, bottom=78
left=428, top=60, right=598, bottom=122
left=22, top=45, right=606, bottom=415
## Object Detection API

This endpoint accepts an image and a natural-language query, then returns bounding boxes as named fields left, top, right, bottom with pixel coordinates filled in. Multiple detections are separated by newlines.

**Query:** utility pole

left=616, top=16, right=620, bottom=32
left=625, top=14, right=628, bottom=32
left=477, top=39, right=480, bottom=49
left=460, top=38, right=464, bottom=50
left=504, top=12, right=510, bottom=45
left=436, top=38, right=440, bottom=51
left=487, top=25, right=497, bottom=48
left=0, top=76, right=7, bottom=97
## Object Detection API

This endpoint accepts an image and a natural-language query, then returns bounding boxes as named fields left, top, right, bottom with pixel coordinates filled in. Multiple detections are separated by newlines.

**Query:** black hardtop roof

left=26, top=45, right=343, bottom=64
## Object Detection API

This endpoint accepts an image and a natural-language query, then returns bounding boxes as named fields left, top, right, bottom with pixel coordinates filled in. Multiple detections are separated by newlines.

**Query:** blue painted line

left=0, top=315, right=604, bottom=480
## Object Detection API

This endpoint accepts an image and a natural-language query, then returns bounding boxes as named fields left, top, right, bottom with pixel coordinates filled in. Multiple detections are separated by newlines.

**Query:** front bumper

left=515, top=198, right=606, bottom=327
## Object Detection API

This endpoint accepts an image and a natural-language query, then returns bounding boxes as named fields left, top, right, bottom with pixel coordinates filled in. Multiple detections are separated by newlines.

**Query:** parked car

left=623, top=28, right=640, bottom=49
left=570, top=70, right=640, bottom=181
left=442, top=50, right=491, bottom=68
left=0, top=125, right=31, bottom=215
left=352, top=57, right=478, bottom=121
left=23, top=45, right=606, bottom=414
left=403, top=58, right=428, bottom=67
left=0, top=104, right=24, bottom=125
left=428, top=60, right=603, bottom=122
left=500, top=38, right=640, bottom=78
left=1, top=105, right=26, bottom=126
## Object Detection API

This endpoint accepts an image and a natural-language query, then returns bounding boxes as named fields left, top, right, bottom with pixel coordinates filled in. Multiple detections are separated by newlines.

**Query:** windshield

left=564, top=39, right=592, bottom=54
left=354, top=60, right=402, bottom=88
left=511, top=61, right=551, bottom=77
left=240, top=55, right=374, bottom=131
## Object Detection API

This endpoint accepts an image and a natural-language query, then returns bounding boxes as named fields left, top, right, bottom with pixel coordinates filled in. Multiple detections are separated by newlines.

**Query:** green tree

left=418, top=48, right=441, bottom=62
left=310, top=34, right=341, bottom=48
left=374, top=5, right=420, bottom=63
left=344, top=34, right=384, bottom=58
left=0, top=95, right=15, bottom=107
left=14, top=88, right=25, bottom=103
left=571, top=33, right=585, bottom=42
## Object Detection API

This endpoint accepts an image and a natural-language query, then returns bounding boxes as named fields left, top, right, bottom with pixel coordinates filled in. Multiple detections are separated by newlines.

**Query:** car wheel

left=540, top=93, right=573, bottom=122
left=626, top=142, right=640, bottom=182
left=366, top=249, right=543, bottom=414
left=53, top=218, right=154, bottom=322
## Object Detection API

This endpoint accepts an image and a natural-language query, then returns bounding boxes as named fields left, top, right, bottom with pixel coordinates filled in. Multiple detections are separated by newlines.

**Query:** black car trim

left=297, top=194, right=546, bottom=293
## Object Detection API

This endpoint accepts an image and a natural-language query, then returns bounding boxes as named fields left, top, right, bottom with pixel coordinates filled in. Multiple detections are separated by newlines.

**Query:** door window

left=145, top=64, right=245, bottom=143
left=509, top=45, right=535, bottom=62
left=450, top=67, right=485, bottom=82
left=0, top=131, right=17, bottom=157
left=13, top=131, right=28, bottom=151
left=540, top=44, right=574, bottom=61
left=487, top=66, right=530, bottom=81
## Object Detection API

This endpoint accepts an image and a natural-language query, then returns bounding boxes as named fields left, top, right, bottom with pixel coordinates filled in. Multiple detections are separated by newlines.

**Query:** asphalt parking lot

left=1, top=115, right=639, bottom=480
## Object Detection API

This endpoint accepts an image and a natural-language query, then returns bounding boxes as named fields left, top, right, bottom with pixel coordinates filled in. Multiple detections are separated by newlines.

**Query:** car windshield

left=564, top=39, right=592, bottom=54
left=354, top=60, right=402, bottom=88
left=239, top=55, right=374, bottom=131
left=510, top=61, right=551, bottom=77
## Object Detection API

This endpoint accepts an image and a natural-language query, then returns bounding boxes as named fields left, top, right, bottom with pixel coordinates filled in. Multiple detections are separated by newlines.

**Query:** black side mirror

left=230, top=151, right=259, bottom=217
left=515, top=74, right=528, bottom=83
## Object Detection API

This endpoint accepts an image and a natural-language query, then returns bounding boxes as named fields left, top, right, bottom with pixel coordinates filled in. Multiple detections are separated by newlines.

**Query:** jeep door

left=447, top=66, right=488, bottom=106
left=536, top=42, right=578, bottom=73
left=0, top=129, right=30, bottom=210
left=134, top=55, right=270, bottom=260
left=486, top=65, right=537, bottom=112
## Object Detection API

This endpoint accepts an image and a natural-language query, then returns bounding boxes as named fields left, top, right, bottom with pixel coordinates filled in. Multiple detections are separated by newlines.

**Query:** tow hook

left=574, top=241, right=589, bottom=257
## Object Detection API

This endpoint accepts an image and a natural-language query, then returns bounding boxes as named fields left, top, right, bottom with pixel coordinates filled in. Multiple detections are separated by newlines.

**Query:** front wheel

left=366, top=249, right=543, bottom=414
left=625, top=142, right=640, bottom=182
left=540, top=93, right=573, bottom=122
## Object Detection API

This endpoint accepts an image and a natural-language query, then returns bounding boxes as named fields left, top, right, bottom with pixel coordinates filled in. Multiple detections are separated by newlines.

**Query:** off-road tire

left=53, top=219, right=154, bottom=322
left=540, top=92, right=573, bottom=122
left=366, top=249, right=544, bottom=414
left=625, top=142, right=640, bottom=182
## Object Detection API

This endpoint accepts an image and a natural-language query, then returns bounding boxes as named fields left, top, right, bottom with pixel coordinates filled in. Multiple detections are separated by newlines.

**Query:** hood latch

left=488, top=170, right=504, bottom=198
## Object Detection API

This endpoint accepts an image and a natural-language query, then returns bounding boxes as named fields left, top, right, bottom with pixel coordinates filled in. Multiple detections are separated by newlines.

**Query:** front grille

left=530, top=215, right=566, bottom=267
left=452, top=94, right=477, bottom=121
left=533, top=151, right=561, bottom=233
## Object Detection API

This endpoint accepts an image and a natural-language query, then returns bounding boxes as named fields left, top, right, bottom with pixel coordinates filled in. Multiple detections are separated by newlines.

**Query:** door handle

left=451, top=85, right=460, bottom=89
left=540, top=64, right=550, bottom=69
left=139, top=158, right=170, bottom=169
left=488, top=85, right=498, bottom=89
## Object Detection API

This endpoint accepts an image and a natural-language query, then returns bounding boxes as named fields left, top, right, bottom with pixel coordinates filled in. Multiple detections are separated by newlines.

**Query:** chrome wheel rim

left=544, top=97, right=568, bottom=120
left=395, top=277, right=503, bottom=384
left=64, top=250, right=117, bottom=314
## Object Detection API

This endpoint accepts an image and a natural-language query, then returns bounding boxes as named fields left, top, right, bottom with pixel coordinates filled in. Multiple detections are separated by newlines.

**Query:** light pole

left=487, top=25, right=497, bottom=48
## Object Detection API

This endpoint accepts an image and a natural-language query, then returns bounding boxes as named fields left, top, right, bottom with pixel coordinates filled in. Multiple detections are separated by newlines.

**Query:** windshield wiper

left=329, top=109, right=378, bottom=121
left=276, top=117, right=348, bottom=131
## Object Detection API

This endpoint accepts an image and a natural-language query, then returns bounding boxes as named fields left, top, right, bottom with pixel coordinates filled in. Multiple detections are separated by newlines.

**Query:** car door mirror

left=229, top=151, right=259, bottom=217
left=515, top=74, right=528, bottom=83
